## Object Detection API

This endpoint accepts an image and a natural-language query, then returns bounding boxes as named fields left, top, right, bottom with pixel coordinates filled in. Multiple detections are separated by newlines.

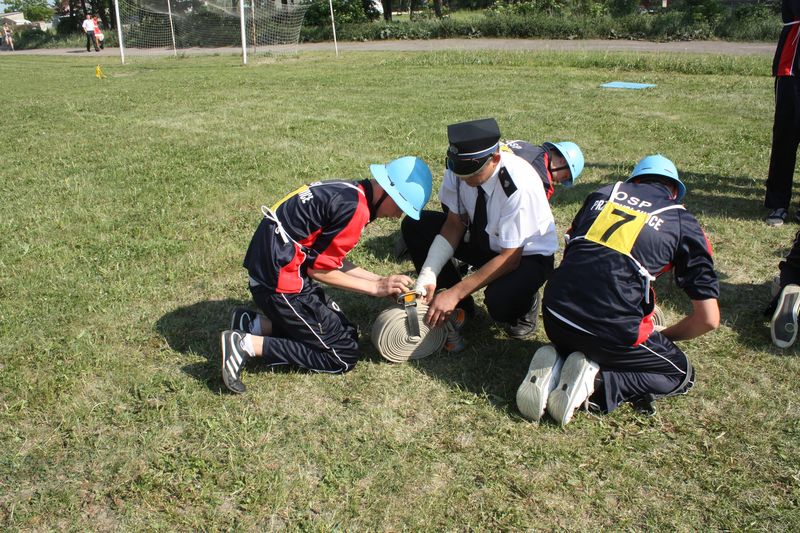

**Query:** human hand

left=375, top=274, right=413, bottom=298
left=415, top=267, right=437, bottom=303
left=418, top=284, right=437, bottom=304
left=425, top=289, right=461, bottom=328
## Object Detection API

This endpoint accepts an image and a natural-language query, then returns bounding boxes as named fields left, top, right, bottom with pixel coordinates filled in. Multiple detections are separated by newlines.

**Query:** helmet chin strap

left=371, top=191, right=389, bottom=221
left=362, top=179, right=390, bottom=222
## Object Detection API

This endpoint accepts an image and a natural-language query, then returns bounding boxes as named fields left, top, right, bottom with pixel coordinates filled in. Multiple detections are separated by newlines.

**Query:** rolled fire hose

left=371, top=292, right=448, bottom=363
left=652, top=304, right=666, bottom=330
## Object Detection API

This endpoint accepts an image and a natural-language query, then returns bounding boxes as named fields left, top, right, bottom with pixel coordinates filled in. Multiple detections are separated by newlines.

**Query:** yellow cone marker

left=95, top=65, right=106, bottom=79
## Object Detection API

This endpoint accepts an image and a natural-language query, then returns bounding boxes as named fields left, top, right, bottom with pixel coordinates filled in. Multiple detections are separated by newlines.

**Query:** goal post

left=114, top=0, right=313, bottom=64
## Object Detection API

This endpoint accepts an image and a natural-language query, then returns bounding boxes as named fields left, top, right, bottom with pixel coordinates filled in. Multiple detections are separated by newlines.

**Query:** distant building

left=1, top=12, right=31, bottom=28
left=3, top=11, right=53, bottom=31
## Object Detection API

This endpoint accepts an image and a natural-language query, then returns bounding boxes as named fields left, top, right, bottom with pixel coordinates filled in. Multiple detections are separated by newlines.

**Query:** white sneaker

left=516, top=344, right=564, bottom=422
left=771, top=284, right=800, bottom=348
left=546, top=351, right=600, bottom=426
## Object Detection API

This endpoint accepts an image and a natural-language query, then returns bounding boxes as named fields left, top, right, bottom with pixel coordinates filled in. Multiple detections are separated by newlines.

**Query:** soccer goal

left=113, top=0, right=312, bottom=64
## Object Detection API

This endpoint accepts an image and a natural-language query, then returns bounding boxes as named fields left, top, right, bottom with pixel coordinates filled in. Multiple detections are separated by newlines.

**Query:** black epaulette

left=499, top=167, right=517, bottom=197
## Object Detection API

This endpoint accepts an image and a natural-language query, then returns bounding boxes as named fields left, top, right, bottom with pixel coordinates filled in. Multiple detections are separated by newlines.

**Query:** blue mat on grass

left=601, top=81, right=657, bottom=90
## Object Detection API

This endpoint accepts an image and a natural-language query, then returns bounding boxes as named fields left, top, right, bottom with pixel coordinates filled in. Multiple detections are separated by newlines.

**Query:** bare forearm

left=308, top=267, right=413, bottom=298
left=308, top=268, right=379, bottom=295
left=440, top=212, right=467, bottom=248
left=340, top=260, right=381, bottom=281
left=661, top=299, right=720, bottom=342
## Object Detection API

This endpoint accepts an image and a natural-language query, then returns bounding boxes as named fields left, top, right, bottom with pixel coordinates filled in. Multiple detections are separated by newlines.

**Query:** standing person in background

left=82, top=14, right=99, bottom=52
left=2, top=23, right=13, bottom=52
left=92, top=15, right=105, bottom=50
left=765, top=0, right=800, bottom=226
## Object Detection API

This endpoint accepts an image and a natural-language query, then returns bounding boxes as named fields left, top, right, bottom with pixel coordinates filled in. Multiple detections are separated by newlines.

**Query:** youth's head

left=543, top=141, right=584, bottom=186
left=369, top=156, right=433, bottom=220
left=446, top=118, right=501, bottom=187
left=626, top=154, right=686, bottom=202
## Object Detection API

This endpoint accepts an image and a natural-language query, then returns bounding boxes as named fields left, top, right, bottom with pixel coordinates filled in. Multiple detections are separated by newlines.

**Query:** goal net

left=116, top=0, right=311, bottom=58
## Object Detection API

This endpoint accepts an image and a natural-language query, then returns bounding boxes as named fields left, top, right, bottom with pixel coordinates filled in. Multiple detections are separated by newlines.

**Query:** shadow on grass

left=155, top=292, right=398, bottom=392
left=155, top=298, right=246, bottom=392
left=576, top=163, right=764, bottom=221
left=404, top=309, right=551, bottom=419
left=719, top=279, right=776, bottom=350
left=154, top=298, right=308, bottom=392
left=644, top=271, right=778, bottom=350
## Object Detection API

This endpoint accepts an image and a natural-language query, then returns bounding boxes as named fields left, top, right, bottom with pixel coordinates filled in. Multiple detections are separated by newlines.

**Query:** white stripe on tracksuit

left=280, top=293, right=353, bottom=373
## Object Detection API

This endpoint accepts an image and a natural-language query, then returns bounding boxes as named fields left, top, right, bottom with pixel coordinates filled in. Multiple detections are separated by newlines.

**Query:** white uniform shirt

left=82, top=19, right=95, bottom=32
left=439, top=151, right=558, bottom=256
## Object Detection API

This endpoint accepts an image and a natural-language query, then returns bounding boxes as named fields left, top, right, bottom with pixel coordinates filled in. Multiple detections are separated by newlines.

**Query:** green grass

left=1, top=50, right=798, bottom=529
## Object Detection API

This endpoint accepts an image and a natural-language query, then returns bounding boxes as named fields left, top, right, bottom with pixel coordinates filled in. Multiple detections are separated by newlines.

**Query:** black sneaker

left=230, top=307, right=258, bottom=332
left=502, top=292, right=541, bottom=339
left=221, top=330, right=249, bottom=394
left=766, top=208, right=788, bottom=227
left=771, top=284, right=800, bottom=348
left=630, top=393, right=657, bottom=416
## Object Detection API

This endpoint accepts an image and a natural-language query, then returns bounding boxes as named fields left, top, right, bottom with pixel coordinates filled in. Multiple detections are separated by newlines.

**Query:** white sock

left=240, top=334, right=256, bottom=357
left=250, top=317, right=262, bottom=336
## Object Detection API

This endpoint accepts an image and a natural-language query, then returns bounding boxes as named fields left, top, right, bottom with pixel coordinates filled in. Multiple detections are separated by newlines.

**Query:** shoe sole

left=546, top=351, right=599, bottom=426
left=771, top=284, right=800, bottom=348
left=516, top=345, right=562, bottom=422
left=220, top=331, right=246, bottom=394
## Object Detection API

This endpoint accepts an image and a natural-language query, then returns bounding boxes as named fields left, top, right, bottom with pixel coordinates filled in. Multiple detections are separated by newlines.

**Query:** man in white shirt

left=401, top=118, right=558, bottom=339
left=82, top=14, right=99, bottom=52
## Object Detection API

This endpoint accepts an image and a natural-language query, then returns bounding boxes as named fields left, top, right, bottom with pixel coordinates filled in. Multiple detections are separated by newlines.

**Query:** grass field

left=1, top=49, right=798, bottom=530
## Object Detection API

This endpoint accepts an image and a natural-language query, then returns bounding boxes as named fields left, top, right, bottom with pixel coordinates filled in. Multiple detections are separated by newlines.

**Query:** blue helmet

left=626, top=154, right=685, bottom=202
left=544, top=141, right=584, bottom=188
left=370, top=156, right=433, bottom=220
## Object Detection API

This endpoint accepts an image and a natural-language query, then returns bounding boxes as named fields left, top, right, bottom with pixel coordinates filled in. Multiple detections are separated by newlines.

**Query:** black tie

left=471, top=185, right=491, bottom=252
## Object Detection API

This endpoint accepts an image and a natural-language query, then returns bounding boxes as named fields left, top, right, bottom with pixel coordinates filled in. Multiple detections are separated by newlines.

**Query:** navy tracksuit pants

left=250, top=283, right=359, bottom=373
left=543, top=309, right=694, bottom=413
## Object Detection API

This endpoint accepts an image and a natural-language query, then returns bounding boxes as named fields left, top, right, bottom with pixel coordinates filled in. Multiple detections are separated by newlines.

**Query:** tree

left=3, top=0, right=55, bottom=21
left=25, top=3, right=54, bottom=21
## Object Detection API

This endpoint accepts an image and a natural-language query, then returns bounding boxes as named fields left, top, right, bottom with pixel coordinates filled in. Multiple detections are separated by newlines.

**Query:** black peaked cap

left=447, top=118, right=501, bottom=159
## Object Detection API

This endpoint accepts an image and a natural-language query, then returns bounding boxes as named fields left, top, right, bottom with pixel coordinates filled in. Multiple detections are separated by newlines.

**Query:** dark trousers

left=86, top=31, right=98, bottom=51
left=543, top=309, right=694, bottom=413
left=401, top=210, right=553, bottom=323
left=765, top=76, right=800, bottom=210
left=250, top=283, right=359, bottom=374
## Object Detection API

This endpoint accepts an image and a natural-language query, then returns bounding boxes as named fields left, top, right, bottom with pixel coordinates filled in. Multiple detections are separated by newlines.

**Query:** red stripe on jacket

left=275, top=243, right=307, bottom=294
left=542, top=152, right=555, bottom=201
left=778, top=25, right=800, bottom=76
left=313, top=192, right=370, bottom=270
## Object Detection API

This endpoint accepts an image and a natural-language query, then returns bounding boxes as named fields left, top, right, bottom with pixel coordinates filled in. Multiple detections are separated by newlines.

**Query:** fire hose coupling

left=398, top=290, right=421, bottom=338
